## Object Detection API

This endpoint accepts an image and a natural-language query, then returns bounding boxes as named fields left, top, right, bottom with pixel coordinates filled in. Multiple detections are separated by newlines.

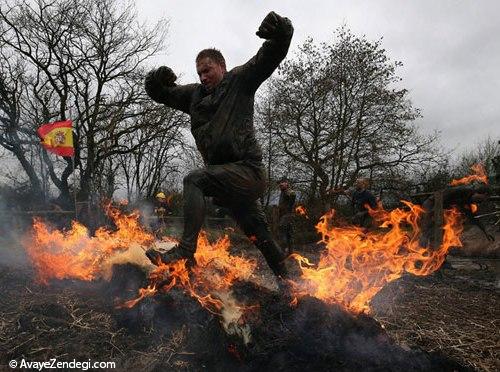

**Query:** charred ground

left=1, top=232, right=498, bottom=371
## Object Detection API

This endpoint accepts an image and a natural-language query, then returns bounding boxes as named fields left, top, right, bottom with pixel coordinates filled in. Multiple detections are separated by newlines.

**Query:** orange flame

left=295, top=205, right=309, bottom=219
left=26, top=198, right=464, bottom=322
left=122, top=232, right=258, bottom=342
left=290, top=202, right=463, bottom=313
left=25, top=203, right=257, bottom=337
left=123, top=232, right=258, bottom=314
left=450, top=163, right=488, bottom=186
left=24, top=203, right=154, bottom=284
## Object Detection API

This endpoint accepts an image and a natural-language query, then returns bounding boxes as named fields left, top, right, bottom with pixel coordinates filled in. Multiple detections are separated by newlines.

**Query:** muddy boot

left=255, top=239, right=288, bottom=278
left=145, top=243, right=196, bottom=268
left=254, top=239, right=295, bottom=298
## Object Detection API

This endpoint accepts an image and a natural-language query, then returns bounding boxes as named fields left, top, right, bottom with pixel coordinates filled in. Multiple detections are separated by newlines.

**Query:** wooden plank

left=433, top=190, right=443, bottom=249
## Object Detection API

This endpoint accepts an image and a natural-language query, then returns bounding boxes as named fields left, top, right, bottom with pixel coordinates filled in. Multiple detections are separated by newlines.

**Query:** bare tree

left=0, top=50, right=45, bottom=196
left=0, top=0, right=171, bottom=205
left=260, top=28, right=442, bottom=209
left=116, top=105, right=188, bottom=201
left=452, top=136, right=499, bottom=179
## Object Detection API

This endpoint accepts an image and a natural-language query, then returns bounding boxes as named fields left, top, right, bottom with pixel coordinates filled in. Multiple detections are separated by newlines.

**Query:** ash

left=0, top=261, right=473, bottom=371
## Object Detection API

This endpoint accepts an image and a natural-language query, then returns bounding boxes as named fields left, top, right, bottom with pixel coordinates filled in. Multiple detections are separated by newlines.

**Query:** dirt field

left=455, top=226, right=500, bottom=258
left=0, top=231, right=498, bottom=371
left=372, top=257, right=499, bottom=371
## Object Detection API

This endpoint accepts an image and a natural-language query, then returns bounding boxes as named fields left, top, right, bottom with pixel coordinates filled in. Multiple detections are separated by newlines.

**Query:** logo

left=53, top=130, right=66, bottom=146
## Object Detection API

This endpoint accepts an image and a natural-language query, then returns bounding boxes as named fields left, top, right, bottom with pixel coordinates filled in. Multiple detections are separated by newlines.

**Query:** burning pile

left=13, top=163, right=494, bottom=370
left=289, top=202, right=462, bottom=312
left=119, top=232, right=258, bottom=341
left=24, top=198, right=464, bottom=317
left=23, top=204, right=260, bottom=340
left=19, top=197, right=470, bottom=369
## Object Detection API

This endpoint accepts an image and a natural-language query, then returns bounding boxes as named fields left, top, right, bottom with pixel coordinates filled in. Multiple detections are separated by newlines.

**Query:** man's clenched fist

left=146, top=66, right=177, bottom=88
left=256, top=11, right=292, bottom=39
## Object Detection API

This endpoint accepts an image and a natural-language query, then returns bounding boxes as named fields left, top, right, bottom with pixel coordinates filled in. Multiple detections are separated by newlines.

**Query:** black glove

left=155, top=66, right=177, bottom=85
left=145, top=66, right=177, bottom=95
left=256, top=11, right=292, bottom=40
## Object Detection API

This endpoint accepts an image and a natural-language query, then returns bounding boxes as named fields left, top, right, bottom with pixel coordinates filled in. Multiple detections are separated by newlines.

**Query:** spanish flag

left=37, top=120, right=74, bottom=157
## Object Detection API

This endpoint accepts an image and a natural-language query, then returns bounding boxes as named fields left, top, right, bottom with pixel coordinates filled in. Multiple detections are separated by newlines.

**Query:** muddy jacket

left=351, top=189, right=377, bottom=213
left=146, top=23, right=293, bottom=166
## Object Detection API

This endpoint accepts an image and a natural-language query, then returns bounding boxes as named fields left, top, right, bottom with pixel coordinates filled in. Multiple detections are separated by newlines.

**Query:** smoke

left=133, top=200, right=155, bottom=230
left=217, top=290, right=252, bottom=344
left=0, top=195, right=31, bottom=269
left=100, top=243, right=155, bottom=281
left=0, top=237, right=30, bottom=269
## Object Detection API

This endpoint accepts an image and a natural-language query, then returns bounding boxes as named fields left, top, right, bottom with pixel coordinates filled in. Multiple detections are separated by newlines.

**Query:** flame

left=26, top=197, right=464, bottom=323
left=450, top=163, right=488, bottom=186
left=470, top=203, right=478, bottom=213
left=124, top=232, right=257, bottom=311
left=121, top=231, right=258, bottom=342
left=24, top=203, right=154, bottom=284
left=25, top=203, right=257, bottom=340
left=289, top=202, right=463, bottom=313
left=295, top=205, right=309, bottom=219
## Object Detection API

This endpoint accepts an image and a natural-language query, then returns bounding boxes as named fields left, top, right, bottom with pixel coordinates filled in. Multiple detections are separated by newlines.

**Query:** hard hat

left=156, top=192, right=166, bottom=199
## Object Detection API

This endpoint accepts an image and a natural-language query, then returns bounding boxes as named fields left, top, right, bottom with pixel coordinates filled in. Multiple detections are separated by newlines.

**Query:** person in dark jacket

left=144, top=12, right=293, bottom=280
left=327, top=178, right=377, bottom=227
left=277, top=177, right=296, bottom=255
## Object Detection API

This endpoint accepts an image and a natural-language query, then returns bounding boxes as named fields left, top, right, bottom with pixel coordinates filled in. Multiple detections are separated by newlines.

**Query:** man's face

left=355, top=179, right=368, bottom=191
left=279, top=181, right=289, bottom=191
left=196, top=57, right=226, bottom=91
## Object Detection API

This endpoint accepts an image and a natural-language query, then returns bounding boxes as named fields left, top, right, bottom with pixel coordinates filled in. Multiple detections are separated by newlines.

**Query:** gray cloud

left=137, top=0, right=500, bottom=153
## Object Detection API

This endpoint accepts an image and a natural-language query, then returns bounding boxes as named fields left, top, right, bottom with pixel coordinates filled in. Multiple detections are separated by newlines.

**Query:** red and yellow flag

left=37, top=120, right=74, bottom=157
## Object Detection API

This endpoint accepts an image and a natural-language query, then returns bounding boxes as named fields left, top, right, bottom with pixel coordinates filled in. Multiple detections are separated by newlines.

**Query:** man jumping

left=144, top=12, right=294, bottom=281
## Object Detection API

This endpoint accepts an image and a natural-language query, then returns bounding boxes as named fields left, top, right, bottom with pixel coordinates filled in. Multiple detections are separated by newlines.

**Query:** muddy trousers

left=278, top=215, right=294, bottom=255
left=179, top=164, right=288, bottom=278
left=418, top=198, right=436, bottom=249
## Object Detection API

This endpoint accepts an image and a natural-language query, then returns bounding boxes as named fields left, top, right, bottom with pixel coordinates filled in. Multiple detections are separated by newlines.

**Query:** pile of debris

left=1, top=262, right=470, bottom=371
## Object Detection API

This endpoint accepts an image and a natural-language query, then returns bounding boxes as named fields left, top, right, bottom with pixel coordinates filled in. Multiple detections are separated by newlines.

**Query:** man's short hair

left=196, top=48, right=226, bottom=68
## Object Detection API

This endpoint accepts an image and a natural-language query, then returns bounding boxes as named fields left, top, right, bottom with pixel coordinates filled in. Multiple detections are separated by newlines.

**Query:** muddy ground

left=0, top=229, right=499, bottom=371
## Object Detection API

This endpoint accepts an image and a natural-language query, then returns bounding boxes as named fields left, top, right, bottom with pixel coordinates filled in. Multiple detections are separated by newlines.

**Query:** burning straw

left=23, top=199, right=464, bottom=325
left=289, top=201, right=463, bottom=313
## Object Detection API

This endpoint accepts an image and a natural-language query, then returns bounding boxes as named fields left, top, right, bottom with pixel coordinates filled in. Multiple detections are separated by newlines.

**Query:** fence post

left=433, top=190, right=444, bottom=248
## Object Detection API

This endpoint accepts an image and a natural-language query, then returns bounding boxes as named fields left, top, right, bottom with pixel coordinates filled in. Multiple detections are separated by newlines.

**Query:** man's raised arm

left=240, top=11, right=294, bottom=90
left=145, top=66, right=197, bottom=114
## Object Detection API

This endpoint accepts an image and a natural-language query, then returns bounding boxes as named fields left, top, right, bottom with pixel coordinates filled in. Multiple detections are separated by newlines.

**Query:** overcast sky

left=136, top=0, right=499, bottom=156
